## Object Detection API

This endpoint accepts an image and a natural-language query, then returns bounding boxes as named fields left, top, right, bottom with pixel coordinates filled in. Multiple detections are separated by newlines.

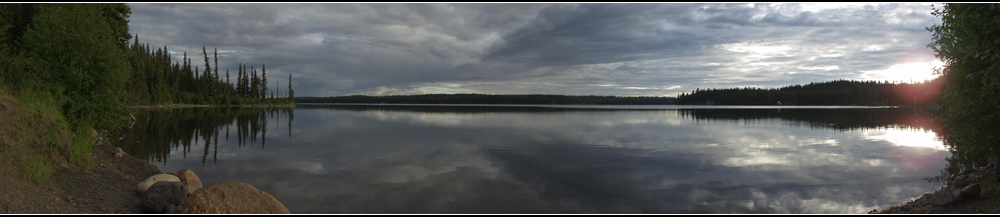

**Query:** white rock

left=136, top=174, right=181, bottom=193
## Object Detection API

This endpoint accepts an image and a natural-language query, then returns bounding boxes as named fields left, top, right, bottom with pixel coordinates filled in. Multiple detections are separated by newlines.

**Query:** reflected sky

left=140, top=106, right=949, bottom=214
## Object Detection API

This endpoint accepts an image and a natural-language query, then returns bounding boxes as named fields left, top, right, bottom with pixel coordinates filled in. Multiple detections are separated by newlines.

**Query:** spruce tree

left=250, top=66, right=259, bottom=99
left=202, top=46, right=210, bottom=95
left=242, top=64, right=248, bottom=98
left=261, top=64, right=268, bottom=100
left=214, top=47, right=219, bottom=95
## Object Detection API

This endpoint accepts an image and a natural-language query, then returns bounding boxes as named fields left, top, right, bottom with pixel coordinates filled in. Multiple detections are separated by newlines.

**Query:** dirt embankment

left=0, top=93, right=161, bottom=214
left=874, top=165, right=1000, bottom=214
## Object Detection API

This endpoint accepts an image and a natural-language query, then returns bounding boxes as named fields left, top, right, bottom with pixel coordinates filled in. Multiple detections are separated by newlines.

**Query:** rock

left=166, top=204, right=177, bottom=214
left=173, top=181, right=290, bottom=214
left=931, top=189, right=964, bottom=206
left=141, top=181, right=188, bottom=214
left=136, top=174, right=181, bottom=193
left=961, top=183, right=981, bottom=200
left=114, top=147, right=126, bottom=158
left=947, top=174, right=973, bottom=188
left=173, top=169, right=203, bottom=195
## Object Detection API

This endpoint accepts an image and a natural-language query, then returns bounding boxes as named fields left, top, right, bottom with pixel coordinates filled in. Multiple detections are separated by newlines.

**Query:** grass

left=21, top=152, right=53, bottom=187
left=68, top=125, right=94, bottom=167
left=3, top=89, right=96, bottom=187
left=983, top=180, right=1000, bottom=194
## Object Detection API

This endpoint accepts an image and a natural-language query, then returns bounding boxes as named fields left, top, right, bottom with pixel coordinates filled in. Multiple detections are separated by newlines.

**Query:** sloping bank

left=0, top=91, right=290, bottom=214
left=873, top=162, right=1000, bottom=214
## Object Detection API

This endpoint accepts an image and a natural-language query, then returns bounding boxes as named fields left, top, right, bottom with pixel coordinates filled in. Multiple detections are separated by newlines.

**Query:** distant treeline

left=296, top=94, right=677, bottom=105
left=676, top=79, right=943, bottom=106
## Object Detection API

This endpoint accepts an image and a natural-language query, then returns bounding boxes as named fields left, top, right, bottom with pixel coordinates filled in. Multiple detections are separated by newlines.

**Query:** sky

left=127, top=3, right=945, bottom=97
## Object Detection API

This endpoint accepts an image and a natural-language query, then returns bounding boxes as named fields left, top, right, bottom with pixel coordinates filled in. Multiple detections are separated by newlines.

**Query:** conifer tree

left=251, top=66, right=259, bottom=99
left=288, top=73, right=294, bottom=101
left=214, top=47, right=219, bottom=95
left=261, top=64, right=268, bottom=100
left=242, top=64, right=249, bottom=98
left=237, top=62, right=244, bottom=97
left=202, top=46, right=210, bottom=94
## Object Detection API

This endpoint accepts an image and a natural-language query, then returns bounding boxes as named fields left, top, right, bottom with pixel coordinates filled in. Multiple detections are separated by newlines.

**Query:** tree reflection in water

left=115, top=107, right=293, bottom=166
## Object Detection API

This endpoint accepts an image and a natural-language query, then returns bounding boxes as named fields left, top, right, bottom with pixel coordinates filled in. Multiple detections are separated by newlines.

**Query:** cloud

left=127, top=3, right=942, bottom=97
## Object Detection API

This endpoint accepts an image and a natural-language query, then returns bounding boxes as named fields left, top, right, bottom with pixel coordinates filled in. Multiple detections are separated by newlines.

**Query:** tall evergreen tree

left=288, top=73, right=294, bottom=101
left=213, top=47, right=219, bottom=95
left=261, top=64, right=268, bottom=100
left=242, top=64, right=248, bottom=98
left=251, top=66, right=259, bottom=99
left=237, top=62, right=243, bottom=97
left=202, top=46, right=210, bottom=94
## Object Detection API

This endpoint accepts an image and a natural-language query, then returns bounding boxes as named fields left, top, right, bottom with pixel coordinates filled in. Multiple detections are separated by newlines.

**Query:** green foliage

left=1, top=4, right=131, bottom=131
left=125, top=40, right=269, bottom=106
left=69, top=124, right=94, bottom=167
left=928, top=3, right=1000, bottom=160
left=21, top=152, right=53, bottom=186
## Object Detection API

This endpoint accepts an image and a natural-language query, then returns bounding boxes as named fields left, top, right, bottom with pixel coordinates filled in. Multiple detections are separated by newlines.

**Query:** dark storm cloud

left=127, top=3, right=942, bottom=97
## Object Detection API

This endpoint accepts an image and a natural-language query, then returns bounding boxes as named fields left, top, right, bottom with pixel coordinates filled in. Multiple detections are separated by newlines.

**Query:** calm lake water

left=116, top=104, right=953, bottom=214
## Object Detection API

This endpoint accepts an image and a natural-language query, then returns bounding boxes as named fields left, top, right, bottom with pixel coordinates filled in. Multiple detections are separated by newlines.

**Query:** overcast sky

left=127, top=3, right=944, bottom=97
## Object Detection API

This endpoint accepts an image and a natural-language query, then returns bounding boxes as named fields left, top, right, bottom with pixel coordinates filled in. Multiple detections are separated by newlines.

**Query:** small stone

left=948, top=175, right=973, bottom=188
left=173, top=169, right=203, bottom=195
left=114, top=147, right=125, bottom=158
left=137, top=174, right=181, bottom=193
left=931, top=189, right=963, bottom=206
left=961, top=183, right=981, bottom=199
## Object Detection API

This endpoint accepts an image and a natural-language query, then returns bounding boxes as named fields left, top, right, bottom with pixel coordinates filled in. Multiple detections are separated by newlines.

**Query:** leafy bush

left=928, top=3, right=1000, bottom=160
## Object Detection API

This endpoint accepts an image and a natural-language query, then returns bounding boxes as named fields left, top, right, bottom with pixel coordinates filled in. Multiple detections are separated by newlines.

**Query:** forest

left=296, top=94, right=676, bottom=105
left=124, top=39, right=294, bottom=106
left=675, top=78, right=943, bottom=106
left=0, top=3, right=293, bottom=130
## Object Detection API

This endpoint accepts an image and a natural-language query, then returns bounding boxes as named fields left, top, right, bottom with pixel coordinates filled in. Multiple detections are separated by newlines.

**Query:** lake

left=116, top=104, right=953, bottom=214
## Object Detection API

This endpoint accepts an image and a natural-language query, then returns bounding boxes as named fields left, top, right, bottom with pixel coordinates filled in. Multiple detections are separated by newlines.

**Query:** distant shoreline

left=297, top=103, right=901, bottom=109
left=131, top=103, right=297, bottom=109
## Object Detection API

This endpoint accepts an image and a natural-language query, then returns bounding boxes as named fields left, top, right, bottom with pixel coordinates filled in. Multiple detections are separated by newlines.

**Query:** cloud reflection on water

left=144, top=106, right=948, bottom=214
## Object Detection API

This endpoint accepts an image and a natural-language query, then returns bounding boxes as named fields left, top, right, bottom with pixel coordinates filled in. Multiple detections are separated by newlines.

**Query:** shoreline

left=874, top=165, right=1000, bottom=214
left=3, top=92, right=994, bottom=213
left=130, top=103, right=297, bottom=109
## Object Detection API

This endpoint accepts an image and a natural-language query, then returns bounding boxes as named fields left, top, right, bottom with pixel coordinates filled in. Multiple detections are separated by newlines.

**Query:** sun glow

left=864, top=60, right=944, bottom=83
left=865, top=128, right=945, bottom=151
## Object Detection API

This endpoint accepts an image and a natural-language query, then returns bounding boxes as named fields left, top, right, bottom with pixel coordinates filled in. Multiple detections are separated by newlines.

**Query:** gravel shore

left=0, top=132, right=161, bottom=214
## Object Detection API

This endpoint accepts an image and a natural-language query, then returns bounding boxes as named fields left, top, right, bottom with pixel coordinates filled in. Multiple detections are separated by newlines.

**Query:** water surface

left=117, top=104, right=950, bottom=214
